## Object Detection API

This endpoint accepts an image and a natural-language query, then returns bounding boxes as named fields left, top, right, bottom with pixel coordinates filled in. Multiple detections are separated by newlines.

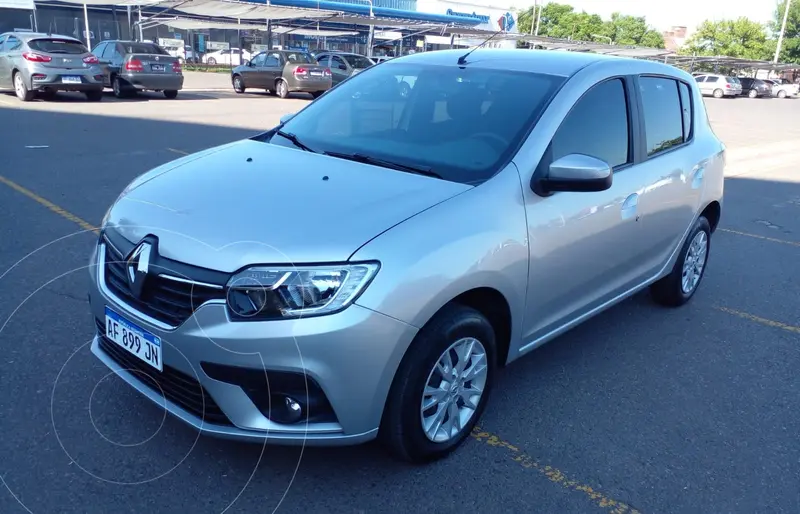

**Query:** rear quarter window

left=28, top=38, right=88, bottom=54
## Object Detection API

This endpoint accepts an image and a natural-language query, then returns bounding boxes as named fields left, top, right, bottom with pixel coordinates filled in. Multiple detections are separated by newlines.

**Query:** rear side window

left=284, top=52, right=313, bottom=64
left=678, top=82, right=693, bottom=142
left=120, top=43, right=168, bottom=55
left=639, top=77, right=684, bottom=156
left=6, top=36, right=22, bottom=52
left=28, top=38, right=88, bottom=54
left=550, top=78, right=630, bottom=169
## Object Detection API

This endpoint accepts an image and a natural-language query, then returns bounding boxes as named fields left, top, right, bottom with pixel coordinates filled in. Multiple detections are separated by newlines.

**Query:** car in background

left=88, top=49, right=723, bottom=463
left=312, top=51, right=374, bottom=85
left=0, top=31, right=104, bottom=102
left=163, top=44, right=197, bottom=63
left=203, top=47, right=250, bottom=66
left=91, top=40, right=183, bottom=99
left=693, top=73, right=741, bottom=98
left=231, top=49, right=331, bottom=98
left=737, top=77, right=771, bottom=98
left=763, top=78, right=799, bottom=98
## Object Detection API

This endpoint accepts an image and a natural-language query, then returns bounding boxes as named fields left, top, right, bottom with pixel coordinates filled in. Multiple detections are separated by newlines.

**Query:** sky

left=506, top=0, right=780, bottom=33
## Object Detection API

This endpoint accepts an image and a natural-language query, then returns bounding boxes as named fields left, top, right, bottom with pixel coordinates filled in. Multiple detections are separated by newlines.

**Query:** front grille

left=96, top=319, right=232, bottom=426
left=103, top=238, right=227, bottom=327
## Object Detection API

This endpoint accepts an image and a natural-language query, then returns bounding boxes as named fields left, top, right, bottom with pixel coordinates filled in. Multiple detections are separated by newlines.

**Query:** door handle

left=621, top=193, right=639, bottom=221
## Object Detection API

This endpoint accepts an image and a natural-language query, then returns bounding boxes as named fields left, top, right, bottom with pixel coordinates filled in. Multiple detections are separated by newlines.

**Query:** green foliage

left=513, top=2, right=664, bottom=48
left=681, top=18, right=772, bottom=60
left=770, top=0, right=800, bottom=63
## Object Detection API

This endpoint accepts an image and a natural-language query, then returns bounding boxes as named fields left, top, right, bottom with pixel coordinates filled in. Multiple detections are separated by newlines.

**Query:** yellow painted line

left=471, top=427, right=641, bottom=513
left=715, top=307, right=800, bottom=335
left=0, top=175, right=99, bottom=235
left=719, top=228, right=800, bottom=248
left=167, top=147, right=189, bottom=155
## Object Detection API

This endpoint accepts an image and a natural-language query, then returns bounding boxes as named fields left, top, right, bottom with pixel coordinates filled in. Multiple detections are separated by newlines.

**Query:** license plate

left=61, top=76, right=81, bottom=84
left=104, top=306, right=162, bottom=371
left=310, top=71, right=323, bottom=76
left=151, top=64, right=165, bottom=72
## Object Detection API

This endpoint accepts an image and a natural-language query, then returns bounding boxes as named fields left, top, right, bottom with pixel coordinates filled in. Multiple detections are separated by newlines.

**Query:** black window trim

left=532, top=74, right=640, bottom=197
left=634, top=74, right=695, bottom=161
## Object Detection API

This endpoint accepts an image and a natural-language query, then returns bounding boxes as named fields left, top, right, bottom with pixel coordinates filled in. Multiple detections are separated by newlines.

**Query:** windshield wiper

left=324, top=151, right=442, bottom=179
left=274, top=130, right=316, bottom=153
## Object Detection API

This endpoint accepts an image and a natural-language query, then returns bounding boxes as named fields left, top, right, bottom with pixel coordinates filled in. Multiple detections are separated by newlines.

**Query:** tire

left=112, top=75, right=129, bottom=99
left=163, top=90, right=178, bottom=99
left=85, top=90, right=103, bottom=102
left=207, top=57, right=216, bottom=65
left=777, top=90, right=787, bottom=98
left=276, top=79, right=289, bottom=98
left=712, top=88, right=723, bottom=99
left=232, top=75, right=245, bottom=94
left=310, top=91, right=323, bottom=99
left=13, top=72, right=34, bottom=102
left=748, top=89, right=758, bottom=98
left=380, top=304, right=496, bottom=463
left=650, top=216, right=712, bottom=307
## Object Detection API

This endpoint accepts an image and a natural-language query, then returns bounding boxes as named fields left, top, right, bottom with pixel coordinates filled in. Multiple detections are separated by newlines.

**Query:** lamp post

left=366, top=0, right=375, bottom=58
left=774, top=0, right=792, bottom=63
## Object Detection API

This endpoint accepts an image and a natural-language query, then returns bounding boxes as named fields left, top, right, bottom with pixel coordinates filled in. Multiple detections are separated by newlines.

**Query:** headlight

left=225, top=263, right=379, bottom=320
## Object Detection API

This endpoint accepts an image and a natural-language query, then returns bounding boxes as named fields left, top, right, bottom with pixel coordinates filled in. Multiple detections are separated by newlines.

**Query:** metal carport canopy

left=52, top=0, right=340, bottom=18
left=156, top=16, right=358, bottom=36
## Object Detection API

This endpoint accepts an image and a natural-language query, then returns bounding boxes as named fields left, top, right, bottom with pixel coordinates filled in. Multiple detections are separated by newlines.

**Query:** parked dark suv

left=738, top=77, right=772, bottom=98
left=90, top=40, right=184, bottom=99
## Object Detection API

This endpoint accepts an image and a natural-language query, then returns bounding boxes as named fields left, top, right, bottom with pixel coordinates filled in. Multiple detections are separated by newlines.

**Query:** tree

left=599, top=13, right=665, bottom=48
left=681, top=18, right=771, bottom=59
left=771, top=0, right=800, bottom=63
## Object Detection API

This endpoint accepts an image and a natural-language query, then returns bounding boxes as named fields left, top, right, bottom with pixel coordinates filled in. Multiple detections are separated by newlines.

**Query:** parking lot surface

left=1, top=88, right=799, bottom=514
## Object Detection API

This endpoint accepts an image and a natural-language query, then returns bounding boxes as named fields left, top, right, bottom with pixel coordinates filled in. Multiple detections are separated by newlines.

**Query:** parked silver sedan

left=88, top=49, right=724, bottom=463
left=0, top=31, right=104, bottom=102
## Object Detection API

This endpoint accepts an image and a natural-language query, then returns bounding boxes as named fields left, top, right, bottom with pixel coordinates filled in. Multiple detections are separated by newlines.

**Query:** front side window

left=343, top=54, right=374, bottom=69
left=0, top=35, right=7, bottom=52
left=277, top=62, right=565, bottom=185
left=250, top=52, right=266, bottom=67
left=549, top=78, right=630, bottom=169
left=639, top=77, right=684, bottom=156
left=331, top=55, right=347, bottom=69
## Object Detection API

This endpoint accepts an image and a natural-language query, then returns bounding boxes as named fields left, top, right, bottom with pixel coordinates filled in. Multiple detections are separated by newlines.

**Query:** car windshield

left=344, top=54, right=375, bottom=69
left=27, top=38, right=87, bottom=54
left=276, top=62, right=565, bottom=185
left=120, top=42, right=168, bottom=55
left=283, top=52, right=314, bottom=64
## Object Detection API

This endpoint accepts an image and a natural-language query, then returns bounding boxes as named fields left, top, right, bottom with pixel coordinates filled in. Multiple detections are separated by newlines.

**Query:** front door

left=241, top=52, right=266, bottom=87
left=263, top=53, right=283, bottom=89
left=521, top=77, right=654, bottom=347
left=0, top=35, right=10, bottom=89
left=330, top=55, right=349, bottom=85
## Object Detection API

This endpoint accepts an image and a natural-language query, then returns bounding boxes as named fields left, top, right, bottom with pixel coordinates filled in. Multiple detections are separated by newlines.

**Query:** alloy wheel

left=420, top=337, right=488, bottom=443
left=681, top=230, right=708, bottom=294
left=14, top=74, right=24, bottom=99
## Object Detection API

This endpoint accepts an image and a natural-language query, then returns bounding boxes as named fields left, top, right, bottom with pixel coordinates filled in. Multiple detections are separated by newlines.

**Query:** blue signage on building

left=445, top=8, right=490, bottom=23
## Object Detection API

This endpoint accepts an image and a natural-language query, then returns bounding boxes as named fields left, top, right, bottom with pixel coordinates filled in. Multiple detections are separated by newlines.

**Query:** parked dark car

left=231, top=50, right=331, bottom=98
left=0, top=31, right=104, bottom=102
left=312, top=51, right=375, bottom=85
left=738, top=77, right=771, bottom=98
left=90, top=40, right=183, bottom=99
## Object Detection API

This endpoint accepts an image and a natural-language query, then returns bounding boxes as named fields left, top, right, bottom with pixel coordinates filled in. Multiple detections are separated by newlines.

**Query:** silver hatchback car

left=88, top=49, right=724, bottom=462
left=0, top=32, right=104, bottom=102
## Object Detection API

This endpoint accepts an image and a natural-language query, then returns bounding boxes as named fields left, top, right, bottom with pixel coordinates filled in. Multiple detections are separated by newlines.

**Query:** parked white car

left=764, top=78, right=799, bottom=98
left=202, top=48, right=250, bottom=66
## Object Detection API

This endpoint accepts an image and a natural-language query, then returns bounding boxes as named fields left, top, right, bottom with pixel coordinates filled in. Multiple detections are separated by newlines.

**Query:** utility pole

left=774, top=0, right=792, bottom=63
left=534, top=0, right=543, bottom=36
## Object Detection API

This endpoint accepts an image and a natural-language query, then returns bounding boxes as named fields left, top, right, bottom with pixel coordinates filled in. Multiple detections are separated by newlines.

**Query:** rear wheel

left=207, top=57, right=217, bottom=65
left=85, top=90, right=103, bottom=102
left=712, top=88, right=724, bottom=99
left=650, top=216, right=711, bottom=307
left=163, top=90, right=178, bottom=99
left=112, top=75, right=130, bottom=99
left=275, top=79, right=289, bottom=99
left=748, top=89, right=758, bottom=98
left=232, top=75, right=246, bottom=93
left=777, top=90, right=787, bottom=98
left=310, top=91, right=324, bottom=99
left=380, top=304, right=496, bottom=463
left=13, top=72, right=34, bottom=102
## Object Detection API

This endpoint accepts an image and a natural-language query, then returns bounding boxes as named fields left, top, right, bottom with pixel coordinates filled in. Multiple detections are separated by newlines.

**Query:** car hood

left=106, top=139, right=471, bottom=272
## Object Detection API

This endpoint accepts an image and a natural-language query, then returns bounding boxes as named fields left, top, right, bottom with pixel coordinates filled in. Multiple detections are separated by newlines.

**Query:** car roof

left=3, top=32, right=80, bottom=43
left=390, top=48, right=682, bottom=78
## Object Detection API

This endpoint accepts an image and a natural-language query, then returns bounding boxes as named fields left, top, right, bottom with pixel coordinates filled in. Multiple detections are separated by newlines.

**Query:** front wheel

left=232, top=75, right=246, bottom=93
left=650, top=216, right=711, bottom=307
left=380, top=304, right=496, bottom=463
left=163, top=90, right=178, bottom=99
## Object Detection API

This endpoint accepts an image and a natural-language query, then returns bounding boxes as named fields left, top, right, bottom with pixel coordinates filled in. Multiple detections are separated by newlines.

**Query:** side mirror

left=338, top=64, right=347, bottom=71
left=535, top=154, right=612, bottom=195
left=279, top=113, right=296, bottom=125
left=245, top=60, right=252, bottom=67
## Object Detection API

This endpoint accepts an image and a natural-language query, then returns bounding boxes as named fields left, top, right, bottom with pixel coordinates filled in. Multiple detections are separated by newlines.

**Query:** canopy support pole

left=127, top=6, right=131, bottom=39
left=138, top=7, right=144, bottom=41
left=83, top=3, right=91, bottom=49
left=266, top=19, right=272, bottom=50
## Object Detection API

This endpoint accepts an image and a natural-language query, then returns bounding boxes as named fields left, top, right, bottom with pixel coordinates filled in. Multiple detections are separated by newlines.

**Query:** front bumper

left=87, top=242, right=417, bottom=445
left=120, top=72, right=184, bottom=91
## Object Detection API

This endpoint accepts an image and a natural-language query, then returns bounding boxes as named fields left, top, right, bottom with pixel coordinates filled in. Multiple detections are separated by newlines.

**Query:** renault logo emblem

left=126, top=242, right=152, bottom=298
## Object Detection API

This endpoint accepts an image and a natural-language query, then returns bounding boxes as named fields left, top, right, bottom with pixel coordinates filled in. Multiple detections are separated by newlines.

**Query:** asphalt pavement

left=0, top=89, right=799, bottom=514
